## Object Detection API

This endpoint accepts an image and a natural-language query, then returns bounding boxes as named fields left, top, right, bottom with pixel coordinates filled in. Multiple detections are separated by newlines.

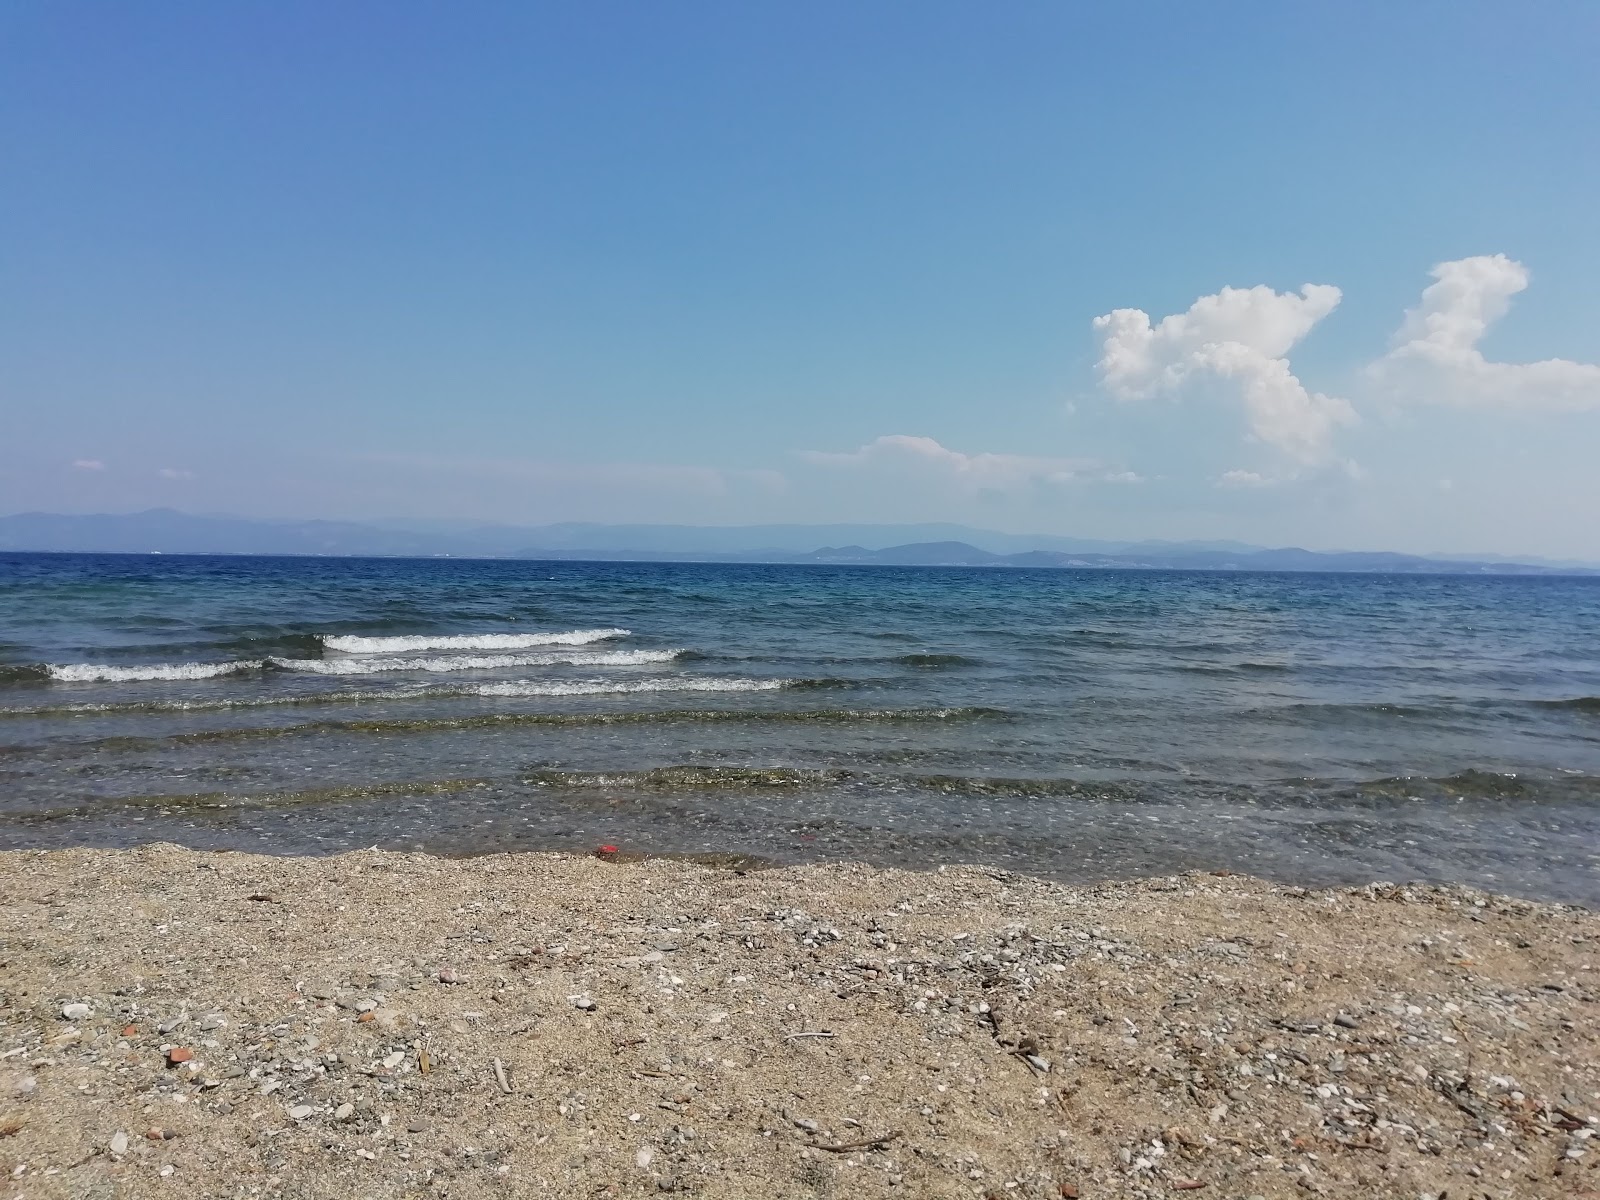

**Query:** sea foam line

left=320, top=628, right=629, bottom=653
left=471, top=677, right=786, bottom=697
left=270, top=648, right=682, bottom=675
left=44, top=660, right=263, bottom=683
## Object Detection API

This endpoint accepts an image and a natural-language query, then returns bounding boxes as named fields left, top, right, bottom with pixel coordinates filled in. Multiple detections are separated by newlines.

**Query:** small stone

left=166, top=1047, right=193, bottom=1066
left=381, top=1051, right=406, bottom=1070
left=1334, top=1013, right=1361, bottom=1030
left=571, top=995, right=596, bottom=1011
left=1026, top=1054, right=1051, bottom=1073
left=62, top=1002, right=91, bottom=1021
left=289, top=1105, right=314, bottom=1121
left=260, top=1079, right=282, bottom=1096
left=407, top=1120, right=427, bottom=1134
left=335, top=1103, right=354, bottom=1122
left=198, top=1014, right=226, bottom=1031
left=437, top=969, right=459, bottom=984
left=145, top=1128, right=172, bottom=1141
left=794, top=1117, right=820, bottom=1133
left=636, top=1146, right=655, bottom=1168
left=109, top=1131, right=128, bottom=1155
left=355, top=999, right=377, bottom=1013
left=121, top=1024, right=138, bottom=1038
left=159, top=1165, right=175, bottom=1178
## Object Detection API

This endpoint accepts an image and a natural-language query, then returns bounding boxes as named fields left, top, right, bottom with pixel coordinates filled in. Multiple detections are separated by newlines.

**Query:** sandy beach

left=0, top=846, right=1595, bottom=1199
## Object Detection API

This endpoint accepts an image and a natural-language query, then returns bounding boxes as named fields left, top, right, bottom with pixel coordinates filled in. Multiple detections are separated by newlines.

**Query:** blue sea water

left=1, top=552, right=1597, bottom=903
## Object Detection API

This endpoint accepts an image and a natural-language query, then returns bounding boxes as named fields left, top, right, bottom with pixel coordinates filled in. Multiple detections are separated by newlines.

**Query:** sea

left=1, top=552, right=1597, bottom=904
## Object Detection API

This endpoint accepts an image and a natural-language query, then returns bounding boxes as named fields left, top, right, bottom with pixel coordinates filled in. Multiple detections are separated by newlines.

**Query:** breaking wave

left=270, top=648, right=681, bottom=675
left=320, top=628, right=629, bottom=653
left=43, top=660, right=263, bottom=683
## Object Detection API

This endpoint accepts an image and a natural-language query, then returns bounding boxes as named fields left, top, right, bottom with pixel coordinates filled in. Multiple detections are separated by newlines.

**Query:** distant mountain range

left=1, top=509, right=1595, bottom=575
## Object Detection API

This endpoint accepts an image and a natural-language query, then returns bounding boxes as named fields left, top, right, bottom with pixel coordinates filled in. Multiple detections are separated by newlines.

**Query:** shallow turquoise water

left=2, top=552, right=1597, bottom=903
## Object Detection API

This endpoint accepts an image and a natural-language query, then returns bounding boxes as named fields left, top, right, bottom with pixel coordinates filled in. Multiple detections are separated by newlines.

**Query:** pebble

left=1334, top=1013, right=1361, bottom=1029
left=109, top=1131, right=128, bottom=1156
left=335, top=1103, right=355, bottom=1122
left=407, top=1120, right=427, bottom=1133
left=198, top=1014, right=227, bottom=1031
left=571, top=995, right=596, bottom=1010
left=288, top=1105, right=314, bottom=1121
left=61, top=1002, right=91, bottom=1021
left=637, top=1146, right=655, bottom=1168
left=165, top=1047, right=193, bottom=1065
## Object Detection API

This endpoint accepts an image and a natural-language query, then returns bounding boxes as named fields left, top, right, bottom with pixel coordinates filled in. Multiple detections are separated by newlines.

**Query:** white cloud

left=801, top=435, right=1131, bottom=489
left=1217, top=469, right=1270, bottom=488
left=157, top=468, right=195, bottom=480
left=71, top=459, right=105, bottom=471
left=1093, top=283, right=1355, bottom=460
left=1373, top=254, right=1600, bottom=409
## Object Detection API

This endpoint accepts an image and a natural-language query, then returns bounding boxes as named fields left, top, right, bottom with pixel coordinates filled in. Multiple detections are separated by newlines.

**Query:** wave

left=1533, top=696, right=1600, bottom=713
left=890, top=653, right=980, bottom=668
left=57, top=705, right=1009, bottom=748
left=43, top=660, right=263, bottom=683
left=320, top=628, right=629, bottom=653
left=269, top=648, right=681, bottom=675
left=473, top=677, right=785, bottom=697
left=0, top=675, right=844, bottom=717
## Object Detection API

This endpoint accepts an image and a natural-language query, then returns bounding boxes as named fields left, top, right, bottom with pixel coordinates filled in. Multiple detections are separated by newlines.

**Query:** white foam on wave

left=321, top=628, right=629, bottom=653
left=271, top=648, right=682, bottom=676
left=471, top=677, right=788, bottom=697
left=45, top=660, right=262, bottom=683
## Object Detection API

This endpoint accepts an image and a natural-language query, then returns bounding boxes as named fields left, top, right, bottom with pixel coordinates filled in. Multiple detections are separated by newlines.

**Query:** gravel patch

left=0, top=844, right=1596, bottom=1198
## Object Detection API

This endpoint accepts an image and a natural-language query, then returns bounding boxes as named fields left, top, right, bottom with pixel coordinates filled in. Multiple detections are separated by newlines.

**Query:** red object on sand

left=595, top=844, right=619, bottom=857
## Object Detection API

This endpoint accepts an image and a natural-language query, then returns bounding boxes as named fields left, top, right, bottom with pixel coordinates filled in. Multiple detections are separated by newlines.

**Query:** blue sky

left=4, top=2, right=1599, bottom=556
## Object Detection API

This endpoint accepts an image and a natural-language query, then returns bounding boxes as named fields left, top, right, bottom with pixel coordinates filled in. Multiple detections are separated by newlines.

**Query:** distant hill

left=0, top=510, right=1594, bottom=575
left=797, top=540, right=1597, bottom=574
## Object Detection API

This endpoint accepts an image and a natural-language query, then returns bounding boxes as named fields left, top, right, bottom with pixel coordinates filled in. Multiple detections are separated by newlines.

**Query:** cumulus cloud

left=71, top=459, right=105, bottom=470
left=801, top=435, right=1133, bottom=489
left=1372, top=254, right=1600, bottom=408
left=1093, top=283, right=1355, bottom=460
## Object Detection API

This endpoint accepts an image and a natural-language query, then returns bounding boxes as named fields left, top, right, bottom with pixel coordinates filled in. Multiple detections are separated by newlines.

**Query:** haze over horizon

left=4, top=3, right=1599, bottom=558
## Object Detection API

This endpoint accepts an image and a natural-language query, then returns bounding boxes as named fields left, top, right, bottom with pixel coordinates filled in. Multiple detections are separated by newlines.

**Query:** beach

left=2, top=845, right=1595, bottom=1199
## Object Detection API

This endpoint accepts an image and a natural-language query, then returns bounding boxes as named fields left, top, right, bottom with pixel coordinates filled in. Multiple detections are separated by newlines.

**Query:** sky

left=3, top=2, right=1599, bottom=558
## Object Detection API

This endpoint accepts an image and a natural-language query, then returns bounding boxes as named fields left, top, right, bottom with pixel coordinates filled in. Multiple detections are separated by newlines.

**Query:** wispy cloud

left=353, top=451, right=786, bottom=497
left=801, top=435, right=1136, bottom=489
left=1092, top=283, right=1355, bottom=461
left=157, top=468, right=195, bottom=480
left=71, top=459, right=105, bottom=471
left=1371, top=254, right=1600, bottom=409
left=1217, top=469, right=1270, bottom=488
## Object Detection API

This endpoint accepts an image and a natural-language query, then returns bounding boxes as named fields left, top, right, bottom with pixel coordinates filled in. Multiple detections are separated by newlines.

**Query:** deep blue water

left=2, top=552, right=1597, bottom=903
